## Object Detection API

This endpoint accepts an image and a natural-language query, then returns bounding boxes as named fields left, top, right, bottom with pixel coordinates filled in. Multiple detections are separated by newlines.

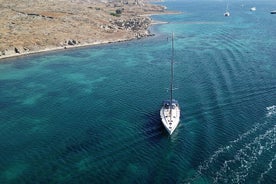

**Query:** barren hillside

left=0, top=0, right=167, bottom=58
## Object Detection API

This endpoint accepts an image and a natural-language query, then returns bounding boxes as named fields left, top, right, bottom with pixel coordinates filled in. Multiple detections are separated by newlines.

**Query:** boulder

left=2, top=48, right=16, bottom=56
left=14, top=47, right=20, bottom=54
left=67, top=39, right=78, bottom=45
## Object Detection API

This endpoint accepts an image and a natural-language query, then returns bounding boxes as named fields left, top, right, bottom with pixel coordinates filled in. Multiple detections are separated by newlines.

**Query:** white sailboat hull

left=160, top=100, right=180, bottom=135
left=224, top=11, right=230, bottom=16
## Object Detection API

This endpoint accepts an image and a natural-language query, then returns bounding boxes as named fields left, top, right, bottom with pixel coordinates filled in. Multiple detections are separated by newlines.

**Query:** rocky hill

left=0, top=0, right=168, bottom=59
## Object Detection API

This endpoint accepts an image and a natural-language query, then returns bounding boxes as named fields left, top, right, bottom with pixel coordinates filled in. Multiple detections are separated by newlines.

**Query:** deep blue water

left=1, top=0, right=276, bottom=183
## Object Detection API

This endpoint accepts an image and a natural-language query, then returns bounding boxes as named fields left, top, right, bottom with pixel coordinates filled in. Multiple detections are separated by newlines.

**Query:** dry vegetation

left=0, top=0, right=168, bottom=58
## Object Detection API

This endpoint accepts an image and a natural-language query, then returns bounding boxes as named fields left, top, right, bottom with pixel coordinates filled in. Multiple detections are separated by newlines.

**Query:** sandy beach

left=0, top=0, right=177, bottom=60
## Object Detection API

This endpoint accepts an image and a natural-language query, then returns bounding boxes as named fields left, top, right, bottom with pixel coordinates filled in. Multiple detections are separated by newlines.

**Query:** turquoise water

left=1, top=0, right=276, bottom=183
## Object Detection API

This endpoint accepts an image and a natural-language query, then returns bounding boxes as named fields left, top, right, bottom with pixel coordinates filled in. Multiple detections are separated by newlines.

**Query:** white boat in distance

left=271, top=10, right=276, bottom=14
left=250, top=7, right=256, bottom=11
left=224, top=11, right=230, bottom=16
left=160, top=33, right=181, bottom=135
left=224, top=0, right=230, bottom=17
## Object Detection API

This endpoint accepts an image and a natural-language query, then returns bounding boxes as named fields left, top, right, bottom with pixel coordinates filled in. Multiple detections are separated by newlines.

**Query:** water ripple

left=186, top=106, right=276, bottom=183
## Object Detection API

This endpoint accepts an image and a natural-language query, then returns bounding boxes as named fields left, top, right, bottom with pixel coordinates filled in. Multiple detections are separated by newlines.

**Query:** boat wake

left=266, top=105, right=276, bottom=118
left=186, top=106, right=276, bottom=183
left=258, top=153, right=276, bottom=184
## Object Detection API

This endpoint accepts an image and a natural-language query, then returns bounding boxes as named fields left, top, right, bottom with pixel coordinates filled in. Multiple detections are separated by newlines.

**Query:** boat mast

left=170, top=33, right=174, bottom=109
left=226, top=0, right=229, bottom=11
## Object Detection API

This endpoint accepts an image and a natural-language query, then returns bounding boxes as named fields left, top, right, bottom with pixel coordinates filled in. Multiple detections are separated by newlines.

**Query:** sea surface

left=1, top=0, right=276, bottom=183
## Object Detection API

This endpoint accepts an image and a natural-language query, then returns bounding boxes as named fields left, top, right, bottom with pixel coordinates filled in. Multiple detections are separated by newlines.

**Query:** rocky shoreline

left=0, top=0, right=173, bottom=60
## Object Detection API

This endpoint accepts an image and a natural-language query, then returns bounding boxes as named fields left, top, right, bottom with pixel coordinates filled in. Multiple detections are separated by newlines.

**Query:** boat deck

left=160, top=101, right=180, bottom=135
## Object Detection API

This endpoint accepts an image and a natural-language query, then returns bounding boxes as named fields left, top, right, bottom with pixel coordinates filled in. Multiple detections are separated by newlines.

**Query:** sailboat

left=224, top=0, right=230, bottom=16
left=250, top=7, right=256, bottom=11
left=160, top=33, right=181, bottom=135
left=224, top=11, right=230, bottom=17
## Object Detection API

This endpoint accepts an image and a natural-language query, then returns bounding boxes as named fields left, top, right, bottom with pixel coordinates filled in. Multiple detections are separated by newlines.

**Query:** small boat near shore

left=271, top=10, right=276, bottom=14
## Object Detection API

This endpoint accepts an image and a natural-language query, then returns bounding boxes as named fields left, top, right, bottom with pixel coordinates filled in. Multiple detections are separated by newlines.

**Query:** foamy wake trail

left=258, top=153, right=276, bottom=183
left=266, top=105, right=276, bottom=118
left=197, top=121, right=269, bottom=174
left=213, top=124, right=276, bottom=183
left=186, top=106, right=276, bottom=184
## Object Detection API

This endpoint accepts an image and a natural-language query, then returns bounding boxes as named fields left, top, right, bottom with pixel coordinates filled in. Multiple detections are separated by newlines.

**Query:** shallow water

left=0, top=0, right=276, bottom=183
